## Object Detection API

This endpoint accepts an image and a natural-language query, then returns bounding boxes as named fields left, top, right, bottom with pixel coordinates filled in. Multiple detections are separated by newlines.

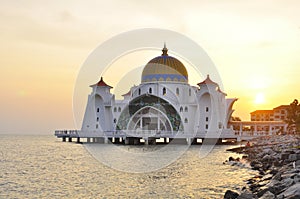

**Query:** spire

left=197, top=74, right=219, bottom=86
left=90, top=76, right=113, bottom=88
left=162, top=42, right=168, bottom=56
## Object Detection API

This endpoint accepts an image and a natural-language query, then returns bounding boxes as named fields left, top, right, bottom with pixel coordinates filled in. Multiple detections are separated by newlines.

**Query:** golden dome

left=141, top=44, right=188, bottom=83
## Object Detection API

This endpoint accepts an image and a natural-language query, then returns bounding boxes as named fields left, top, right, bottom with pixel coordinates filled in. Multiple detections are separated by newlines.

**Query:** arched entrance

left=127, top=106, right=172, bottom=132
left=116, top=94, right=183, bottom=132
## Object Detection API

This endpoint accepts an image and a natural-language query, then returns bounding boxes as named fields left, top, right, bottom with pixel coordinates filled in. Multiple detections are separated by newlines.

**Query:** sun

left=254, top=93, right=265, bottom=104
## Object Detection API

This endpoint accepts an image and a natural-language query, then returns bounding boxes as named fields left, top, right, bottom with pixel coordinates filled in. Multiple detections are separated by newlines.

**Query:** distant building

left=250, top=105, right=290, bottom=122
left=249, top=105, right=290, bottom=132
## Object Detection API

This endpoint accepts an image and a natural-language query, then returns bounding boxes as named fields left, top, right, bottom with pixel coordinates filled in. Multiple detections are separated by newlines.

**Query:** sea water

left=0, top=135, right=256, bottom=198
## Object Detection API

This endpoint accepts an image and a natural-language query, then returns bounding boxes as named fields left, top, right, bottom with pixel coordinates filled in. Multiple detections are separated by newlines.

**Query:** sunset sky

left=1, top=0, right=300, bottom=134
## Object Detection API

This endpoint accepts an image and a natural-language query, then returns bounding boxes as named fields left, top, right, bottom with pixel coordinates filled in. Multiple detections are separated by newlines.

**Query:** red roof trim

left=217, top=87, right=227, bottom=96
left=197, top=75, right=218, bottom=86
left=90, top=77, right=113, bottom=88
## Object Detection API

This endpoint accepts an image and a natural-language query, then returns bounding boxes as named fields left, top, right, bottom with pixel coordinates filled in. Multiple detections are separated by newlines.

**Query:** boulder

left=288, top=154, right=298, bottom=162
left=272, top=172, right=282, bottom=181
left=259, top=191, right=275, bottom=199
left=237, top=191, right=256, bottom=199
left=224, top=190, right=239, bottom=199
left=229, top=156, right=235, bottom=161
left=268, top=181, right=289, bottom=195
left=278, top=183, right=300, bottom=199
left=262, top=148, right=273, bottom=156
left=250, top=160, right=261, bottom=167
left=262, top=154, right=273, bottom=163
left=281, top=153, right=290, bottom=161
left=293, top=173, right=300, bottom=183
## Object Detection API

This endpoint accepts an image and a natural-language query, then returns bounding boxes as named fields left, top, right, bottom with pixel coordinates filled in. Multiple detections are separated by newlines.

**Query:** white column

left=269, top=124, right=273, bottom=135
left=239, top=123, right=243, bottom=136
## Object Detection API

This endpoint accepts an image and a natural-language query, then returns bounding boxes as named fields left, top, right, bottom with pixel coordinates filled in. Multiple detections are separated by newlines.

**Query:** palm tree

left=286, top=99, right=300, bottom=134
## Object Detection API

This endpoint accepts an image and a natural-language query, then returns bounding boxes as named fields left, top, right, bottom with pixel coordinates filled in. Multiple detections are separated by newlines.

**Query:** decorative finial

left=162, top=42, right=168, bottom=56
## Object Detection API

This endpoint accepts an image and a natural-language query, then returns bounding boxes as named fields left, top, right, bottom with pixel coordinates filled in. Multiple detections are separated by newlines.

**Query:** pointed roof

left=217, top=87, right=227, bottom=96
left=90, top=77, right=113, bottom=88
left=197, top=75, right=219, bottom=86
left=122, top=90, right=131, bottom=97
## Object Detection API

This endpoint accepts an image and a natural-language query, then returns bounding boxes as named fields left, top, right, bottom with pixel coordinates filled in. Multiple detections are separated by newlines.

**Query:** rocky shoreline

left=224, top=135, right=300, bottom=199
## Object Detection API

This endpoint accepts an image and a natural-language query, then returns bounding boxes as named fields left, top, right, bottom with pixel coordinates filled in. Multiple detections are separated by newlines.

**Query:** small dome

left=141, top=44, right=188, bottom=83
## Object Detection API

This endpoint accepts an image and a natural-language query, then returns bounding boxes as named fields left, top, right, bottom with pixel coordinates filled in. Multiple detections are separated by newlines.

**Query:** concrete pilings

left=59, top=136, right=228, bottom=145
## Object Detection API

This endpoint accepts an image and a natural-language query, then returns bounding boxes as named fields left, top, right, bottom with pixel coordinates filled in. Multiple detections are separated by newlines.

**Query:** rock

left=262, top=154, right=273, bottom=163
left=272, top=172, right=282, bottom=181
left=250, top=160, right=261, bottom=167
left=229, top=157, right=235, bottom=161
left=293, top=173, right=300, bottom=183
left=262, top=149, right=273, bottom=156
left=237, top=191, right=256, bottom=199
left=249, top=183, right=260, bottom=192
left=253, top=163, right=263, bottom=171
left=259, top=191, right=275, bottom=199
left=278, top=183, right=300, bottom=199
left=282, top=177, right=294, bottom=189
left=269, top=168, right=278, bottom=175
left=268, top=181, right=288, bottom=195
left=281, top=153, right=290, bottom=161
left=288, top=154, right=298, bottom=162
left=257, top=188, right=269, bottom=198
left=224, top=190, right=239, bottom=199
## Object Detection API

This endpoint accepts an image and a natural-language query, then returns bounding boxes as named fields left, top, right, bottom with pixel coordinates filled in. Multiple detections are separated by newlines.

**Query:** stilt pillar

left=125, top=138, right=129, bottom=145
left=187, top=138, right=192, bottom=145
left=145, top=139, right=149, bottom=145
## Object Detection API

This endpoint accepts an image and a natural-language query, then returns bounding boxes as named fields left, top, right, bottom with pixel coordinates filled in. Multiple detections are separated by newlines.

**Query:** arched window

left=138, top=89, right=141, bottom=95
left=180, top=107, right=183, bottom=112
left=163, top=87, right=166, bottom=95
left=189, top=89, right=191, bottom=96
left=97, top=108, right=99, bottom=112
left=114, top=107, right=117, bottom=112
left=206, top=117, right=208, bottom=122
left=149, top=87, right=152, bottom=94
left=96, top=124, right=98, bottom=129
left=118, top=107, right=121, bottom=112
left=206, top=107, right=209, bottom=112
left=113, top=118, right=117, bottom=123
left=184, top=118, right=188, bottom=123
left=185, top=107, right=188, bottom=112
left=97, top=117, right=99, bottom=122
left=176, top=88, right=179, bottom=95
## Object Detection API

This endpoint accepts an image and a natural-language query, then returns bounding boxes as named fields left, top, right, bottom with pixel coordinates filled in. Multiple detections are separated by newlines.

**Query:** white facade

left=81, top=46, right=237, bottom=138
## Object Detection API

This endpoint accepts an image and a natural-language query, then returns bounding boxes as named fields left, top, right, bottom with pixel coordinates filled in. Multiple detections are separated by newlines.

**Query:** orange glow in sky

left=0, top=1, right=300, bottom=134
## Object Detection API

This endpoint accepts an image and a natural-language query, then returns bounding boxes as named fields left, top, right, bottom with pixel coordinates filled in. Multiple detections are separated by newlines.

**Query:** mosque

left=78, top=44, right=238, bottom=144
